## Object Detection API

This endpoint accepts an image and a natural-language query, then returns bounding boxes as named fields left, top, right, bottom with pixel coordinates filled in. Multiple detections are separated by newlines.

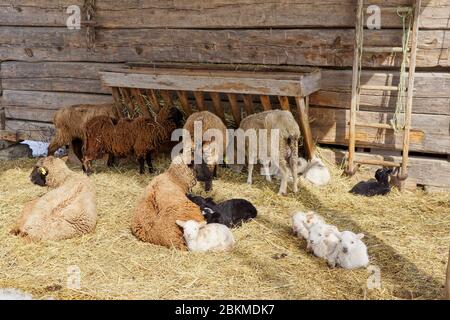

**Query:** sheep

left=349, top=168, right=393, bottom=196
left=10, top=156, right=97, bottom=241
left=273, top=156, right=331, bottom=187
left=131, top=155, right=206, bottom=250
left=331, top=231, right=370, bottom=270
left=238, top=110, right=301, bottom=195
left=175, top=220, right=235, bottom=252
left=187, top=194, right=257, bottom=228
left=83, top=106, right=183, bottom=175
left=183, top=111, right=229, bottom=191
left=292, top=211, right=325, bottom=240
left=47, top=103, right=119, bottom=169
left=308, top=223, right=341, bottom=266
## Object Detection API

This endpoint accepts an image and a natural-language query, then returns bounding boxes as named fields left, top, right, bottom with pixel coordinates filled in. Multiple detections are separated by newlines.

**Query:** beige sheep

left=131, top=155, right=205, bottom=250
left=11, top=156, right=97, bottom=241
left=239, top=110, right=301, bottom=195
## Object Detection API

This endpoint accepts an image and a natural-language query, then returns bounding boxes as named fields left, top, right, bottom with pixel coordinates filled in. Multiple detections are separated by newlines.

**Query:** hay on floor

left=0, top=150, right=449, bottom=300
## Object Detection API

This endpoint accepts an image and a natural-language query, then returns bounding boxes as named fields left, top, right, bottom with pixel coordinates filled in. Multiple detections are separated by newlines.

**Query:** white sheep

left=176, top=220, right=235, bottom=252
left=308, top=223, right=341, bottom=266
left=302, top=157, right=331, bottom=186
left=332, top=231, right=370, bottom=270
left=292, top=211, right=325, bottom=240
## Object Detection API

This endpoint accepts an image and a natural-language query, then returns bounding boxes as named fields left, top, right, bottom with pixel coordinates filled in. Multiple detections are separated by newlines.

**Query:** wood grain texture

left=1, top=1, right=448, bottom=29
left=1, top=27, right=447, bottom=67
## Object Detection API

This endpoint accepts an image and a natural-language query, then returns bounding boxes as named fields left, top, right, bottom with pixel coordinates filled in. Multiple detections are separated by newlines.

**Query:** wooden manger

left=99, top=65, right=321, bottom=160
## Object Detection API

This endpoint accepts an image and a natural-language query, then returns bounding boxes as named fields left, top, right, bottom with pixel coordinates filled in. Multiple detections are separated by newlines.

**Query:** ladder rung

left=355, top=122, right=393, bottom=130
left=359, top=85, right=399, bottom=91
left=363, top=46, right=406, bottom=53
left=354, top=159, right=402, bottom=168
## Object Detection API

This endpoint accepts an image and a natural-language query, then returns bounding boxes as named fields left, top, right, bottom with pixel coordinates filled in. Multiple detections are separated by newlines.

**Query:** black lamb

left=186, top=194, right=257, bottom=228
left=349, top=168, right=393, bottom=197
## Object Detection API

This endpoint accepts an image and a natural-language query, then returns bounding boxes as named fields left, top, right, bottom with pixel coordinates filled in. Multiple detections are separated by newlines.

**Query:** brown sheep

left=47, top=103, right=119, bottom=169
left=183, top=111, right=229, bottom=191
left=131, top=155, right=205, bottom=250
left=83, top=106, right=183, bottom=175
left=11, top=156, right=97, bottom=241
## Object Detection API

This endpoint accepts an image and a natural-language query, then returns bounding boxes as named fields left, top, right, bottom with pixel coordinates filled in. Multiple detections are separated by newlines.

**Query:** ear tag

left=39, top=167, right=48, bottom=176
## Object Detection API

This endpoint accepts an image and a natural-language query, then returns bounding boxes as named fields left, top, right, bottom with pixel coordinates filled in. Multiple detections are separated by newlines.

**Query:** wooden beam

left=278, top=96, right=290, bottom=111
left=242, top=95, right=254, bottom=116
left=227, top=93, right=241, bottom=126
left=260, top=95, right=272, bottom=111
left=0, top=107, right=5, bottom=131
left=99, top=68, right=320, bottom=97
left=176, top=91, right=193, bottom=116
left=193, top=91, right=207, bottom=111
left=295, top=97, right=315, bottom=160
left=209, top=92, right=226, bottom=122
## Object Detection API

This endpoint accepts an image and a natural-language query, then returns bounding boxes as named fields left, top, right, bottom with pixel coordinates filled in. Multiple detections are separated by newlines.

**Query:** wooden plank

left=99, top=70, right=314, bottom=97
left=0, top=61, right=120, bottom=94
left=209, top=92, right=226, bottom=122
left=278, top=96, right=290, bottom=111
left=3, top=120, right=54, bottom=142
left=309, top=107, right=450, bottom=155
left=5, top=106, right=55, bottom=123
left=0, top=1, right=447, bottom=29
left=2, top=27, right=448, bottom=68
left=193, top=91, right=207, bottom=111
left=176, top=91, right=193, bottom=116
left=320, top=148, right=450, bottom=189
left=242, top=95, right=254, bottom=116
left=1, top=90, right=113, bottom=110
left=227, top=93, right=241, bottom=126
left=260, top=95, right=272, bottom=111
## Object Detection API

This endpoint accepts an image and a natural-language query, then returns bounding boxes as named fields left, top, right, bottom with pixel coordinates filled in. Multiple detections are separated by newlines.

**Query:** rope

left=83, top=0, right=96, bottom=51
left=390, top=7, right=413, bottom=132
left=356, top=3, right=365, bottom=111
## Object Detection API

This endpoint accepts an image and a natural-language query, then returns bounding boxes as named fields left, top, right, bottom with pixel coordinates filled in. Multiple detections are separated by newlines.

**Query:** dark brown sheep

left=83, top=107, right=183, bottom=175
left=47, top=103, right=119, bottom=170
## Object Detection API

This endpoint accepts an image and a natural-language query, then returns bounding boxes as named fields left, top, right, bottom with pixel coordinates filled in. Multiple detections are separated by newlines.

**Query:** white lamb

left=302, top=157, right=331, bottom=186
left=292, top=211, right=325, bottom=240
left=176, top=220, right=235, bottom=252
left=331, top=231, right=369, bottom=270
left=308, top=223, right=341, bottom=266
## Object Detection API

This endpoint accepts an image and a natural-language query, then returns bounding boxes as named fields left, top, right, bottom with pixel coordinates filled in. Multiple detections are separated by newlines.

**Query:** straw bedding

left=0, top=151, right=449, bottom=300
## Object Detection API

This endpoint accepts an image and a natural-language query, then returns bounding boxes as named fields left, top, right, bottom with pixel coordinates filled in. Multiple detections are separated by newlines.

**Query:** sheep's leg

left=247, top=163, right=254, bottom=185
left=107, top=154, right=116, bottom=168
left=278, top=157, right=289, bottom=196
left=204, top=180, right=212, bottom=192
left=289, top=143, right=299, bottom=193
left=84, top=160, right=93, bottom=176
left=261, top=159, right=272, bottom=182
left=146, top=152, right=154, bottom=173
left=213, top=165, right=218, bottom=178
left=138, top=157, right=145, bottom=175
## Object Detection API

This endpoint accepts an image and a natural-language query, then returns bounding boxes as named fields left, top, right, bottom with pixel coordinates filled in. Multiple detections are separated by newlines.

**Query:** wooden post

left=278, top=96, right=290, bottom=111
left=260, top=95, right=272, bottom=111
left=209, top=92, right=226, bottom=122
left=295, top=96, right=315, bottom=161
left=160, top=90, right=173, bottom=108
left=146, top=89, right=161, bottom=113
left=242, top=95, right=254, bottom=116
left=193, top=91, right=207, bottom=111
left=227, top=93, right=241, bottom=126
left=399, top=0, right=422, bottom=189
left=347, top=0, right=364, bottom=175
left=0, top=106, right=6, bottom=131
left=446, top=248, right=450, bottom=300
left=176, top=91, right=193, bottom=116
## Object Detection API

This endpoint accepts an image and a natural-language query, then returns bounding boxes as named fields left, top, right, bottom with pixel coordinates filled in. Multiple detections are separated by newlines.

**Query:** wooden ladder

left=347, top=0, right=422, bottom=186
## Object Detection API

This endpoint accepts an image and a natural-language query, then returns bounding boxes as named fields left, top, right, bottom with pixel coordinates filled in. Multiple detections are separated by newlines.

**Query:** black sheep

left=349, top=168, right=393, bottom=197
left=186, top=194, right=257, bottom=228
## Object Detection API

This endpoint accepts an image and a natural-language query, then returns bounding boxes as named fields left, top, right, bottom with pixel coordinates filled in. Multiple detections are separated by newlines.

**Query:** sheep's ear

left=61, top=156, right=69, bottom=163
left=357, top=233, right=365, bottom=240
left=198, top=221, right=207, bottom=228
left=175, top=220, right=185, bottom=228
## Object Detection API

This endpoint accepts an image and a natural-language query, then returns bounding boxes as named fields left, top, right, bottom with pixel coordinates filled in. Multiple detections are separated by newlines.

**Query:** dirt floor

left=0, top=153, right=449, bottom=300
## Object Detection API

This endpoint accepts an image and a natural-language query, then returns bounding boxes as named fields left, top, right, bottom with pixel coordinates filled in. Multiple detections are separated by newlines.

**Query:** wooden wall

left=1, top=0, right=449, bottom=187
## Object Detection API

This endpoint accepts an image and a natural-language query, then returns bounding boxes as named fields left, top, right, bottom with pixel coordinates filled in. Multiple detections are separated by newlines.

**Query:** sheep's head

left=30, top=156, right=70, bottom=188
left=375, top=168, right=393, bottom=185
left=338, top=231, right=365, bottom=254
left=176, top=220, right=207, bottom=241
left=169, top=155, right=197, bottom=191
left=304, top=212, right=323, bottom=229
left=308, top=223, right=337, bottom=246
